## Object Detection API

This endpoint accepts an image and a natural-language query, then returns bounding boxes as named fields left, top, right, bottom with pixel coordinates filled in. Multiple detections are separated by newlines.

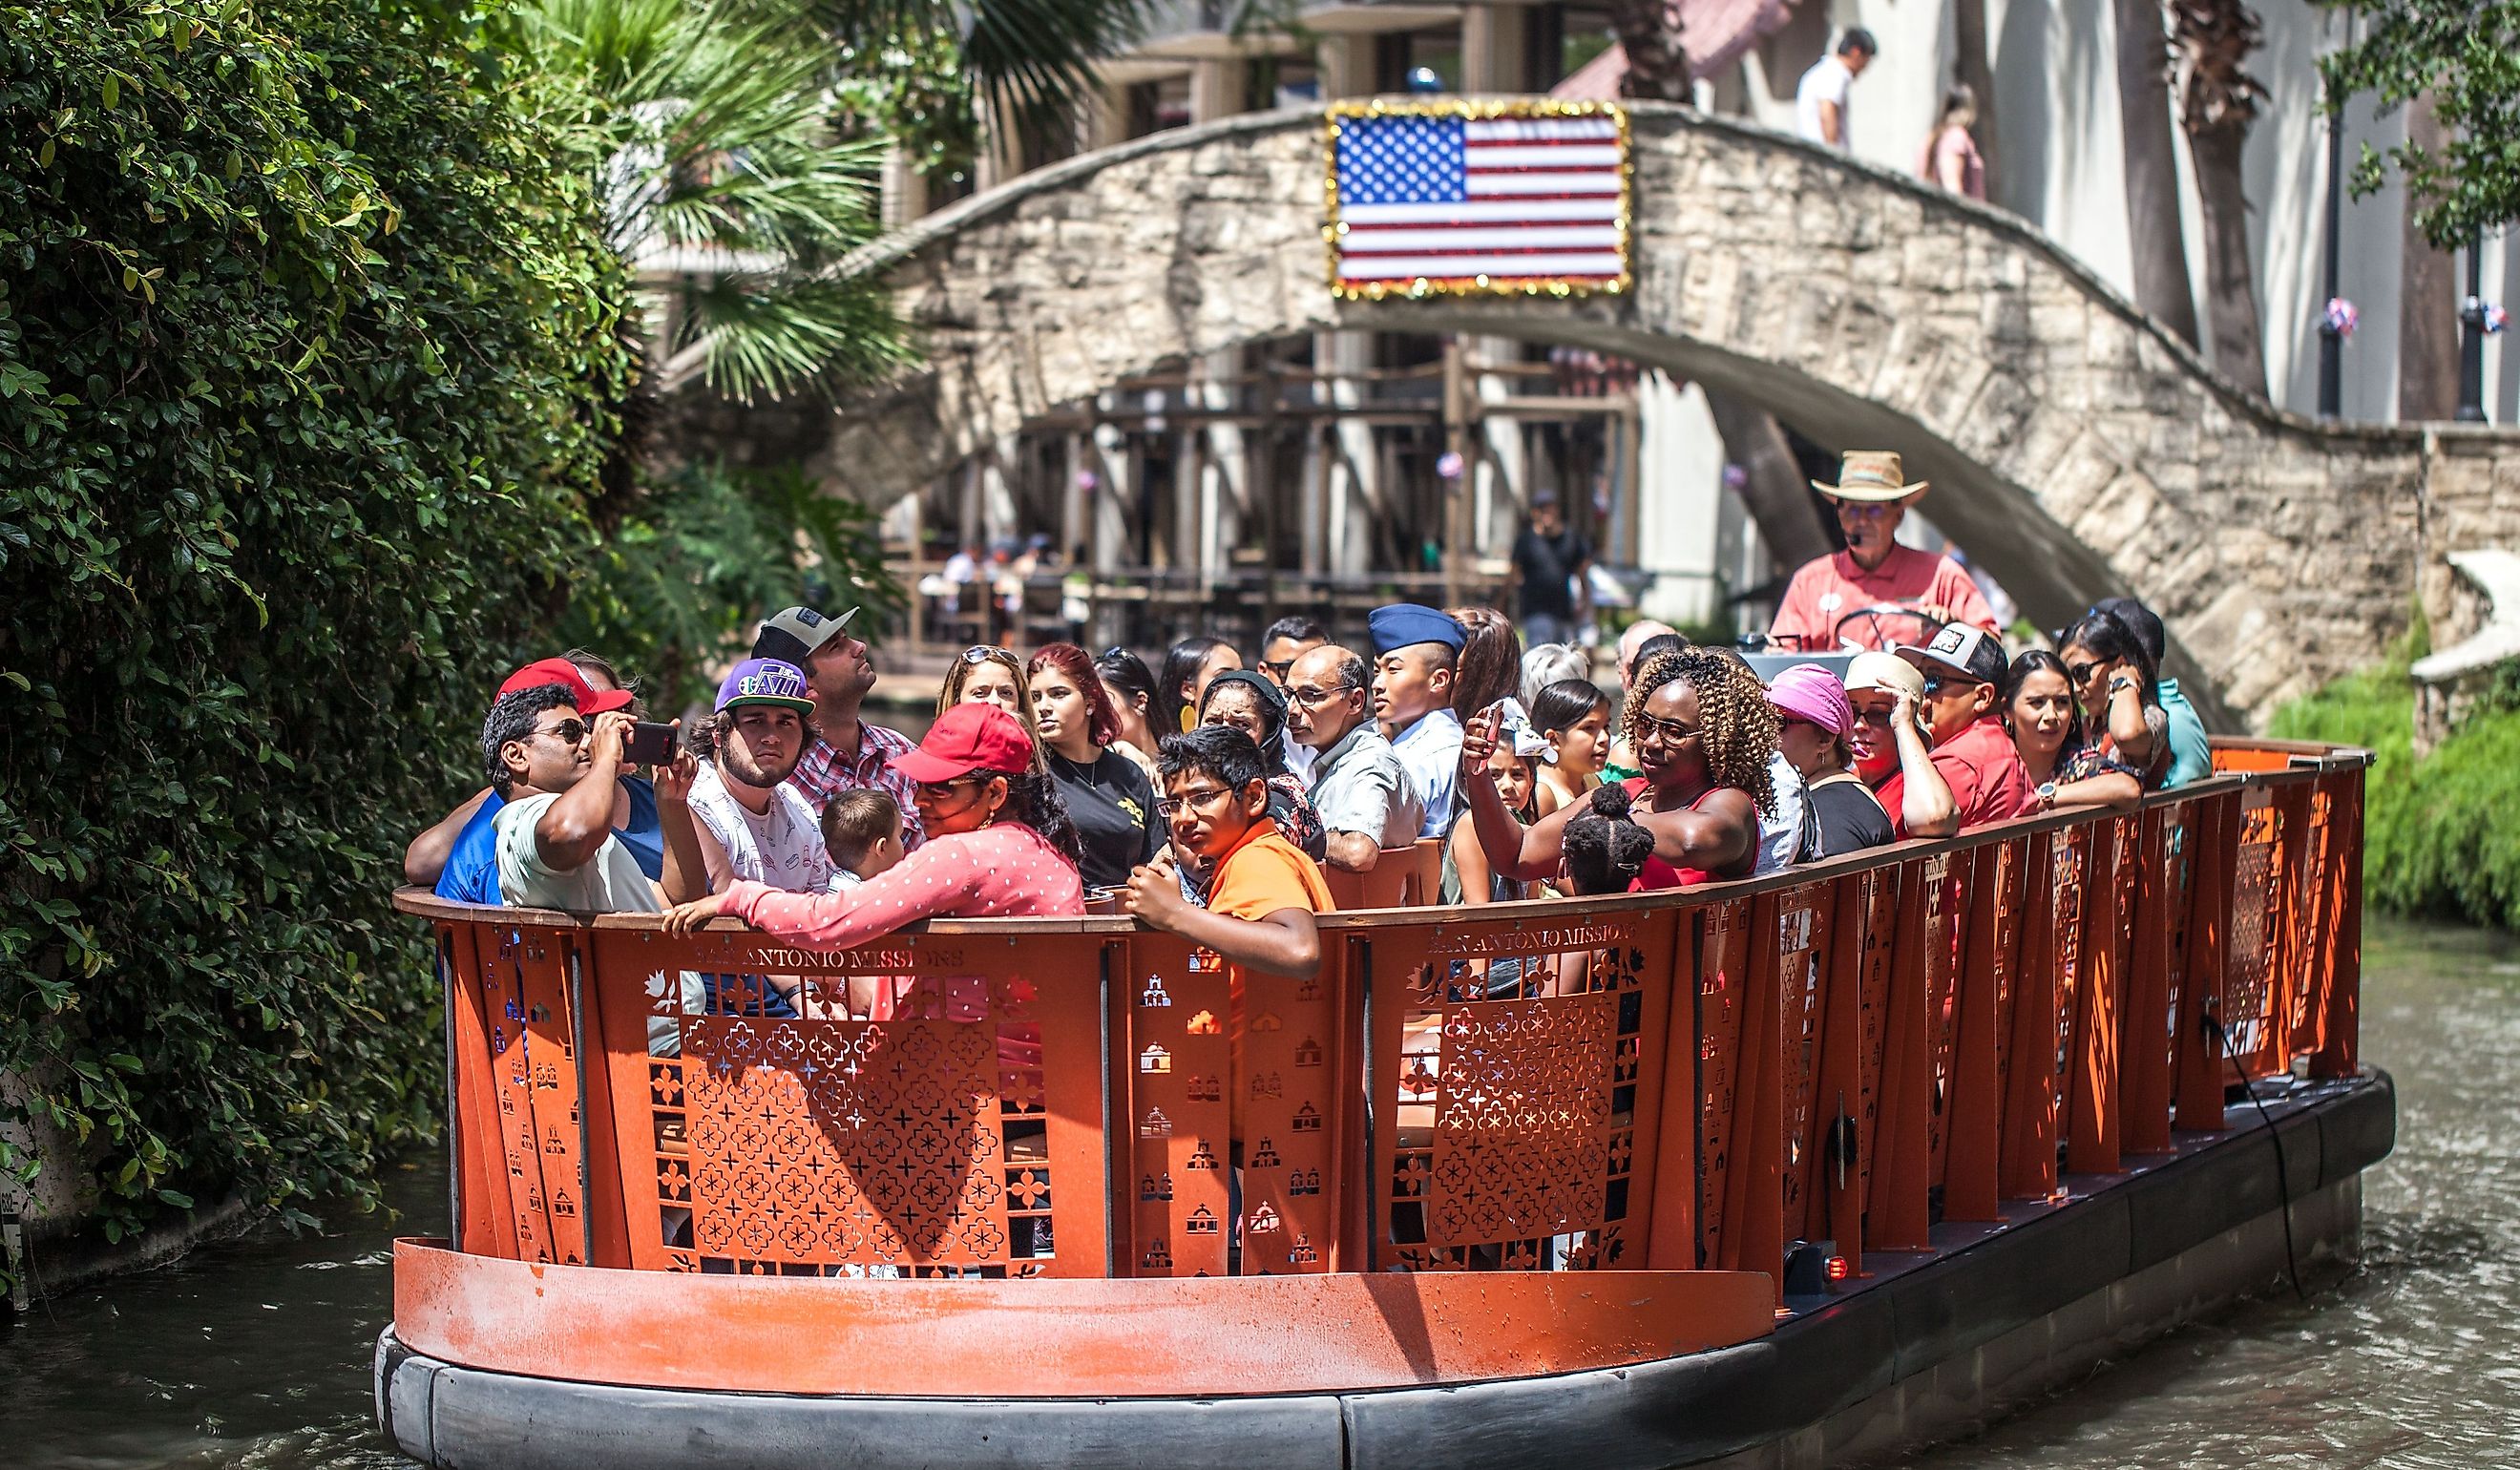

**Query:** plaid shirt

left=788, top=720, right=926, bottom=850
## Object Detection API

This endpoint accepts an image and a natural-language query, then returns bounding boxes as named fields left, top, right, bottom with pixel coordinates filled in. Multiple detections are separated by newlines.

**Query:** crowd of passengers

left=404, top=450, right=2214, bottom=1014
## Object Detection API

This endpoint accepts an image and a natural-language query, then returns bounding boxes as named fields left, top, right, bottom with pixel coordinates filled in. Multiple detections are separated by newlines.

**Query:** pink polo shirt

left=1769, top=546, right=1998, bottom=652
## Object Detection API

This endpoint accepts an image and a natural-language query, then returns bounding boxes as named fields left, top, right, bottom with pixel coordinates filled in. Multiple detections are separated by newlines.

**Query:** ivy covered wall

left=0, top=0, right=633, bottom=1243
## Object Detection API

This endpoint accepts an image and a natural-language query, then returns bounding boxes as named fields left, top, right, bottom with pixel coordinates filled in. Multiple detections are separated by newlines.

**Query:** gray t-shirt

left=1305, top=723, right=1424, bottom=851
left=688, top=765, right=832, bottom=893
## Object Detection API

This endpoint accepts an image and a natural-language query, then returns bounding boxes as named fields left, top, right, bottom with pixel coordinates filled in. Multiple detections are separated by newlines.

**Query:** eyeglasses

left=536, top=718, right=590, bottom=746
left=1155, top=786, right=1237, bottom=818
left=1284, top=682, right=1356, bottom=709
left=1631, top=712, right=1701, bottom=746
left=961, top=645, right=1013, bottom=665
left=1259, top=659, right=1295, bottom=680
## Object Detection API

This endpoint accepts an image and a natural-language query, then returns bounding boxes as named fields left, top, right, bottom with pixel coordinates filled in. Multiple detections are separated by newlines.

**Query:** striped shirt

left=787, top=720, right=925, bottom=850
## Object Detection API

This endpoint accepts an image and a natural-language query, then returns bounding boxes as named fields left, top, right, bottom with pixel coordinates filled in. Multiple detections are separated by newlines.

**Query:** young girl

left=1527, top=678, right=1612, bottom=817
left=1444, top=729, right=1542, bottom=906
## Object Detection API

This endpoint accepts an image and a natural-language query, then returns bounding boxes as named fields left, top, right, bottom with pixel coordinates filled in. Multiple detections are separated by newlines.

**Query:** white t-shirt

left=688, top=765, right=831, bottom=894
left=1755, top=751, right=1806, bottom=877
left=1795, top=55, right=1854, bottom=146
left=495, top=791, right=701, bottom=1052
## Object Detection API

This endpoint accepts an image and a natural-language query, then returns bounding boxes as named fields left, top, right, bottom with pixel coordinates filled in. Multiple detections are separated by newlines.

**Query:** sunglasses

left=1632, top=712, right=1701, bottom=746
left=2065, top=661, right=2104, bottom=686
left=914, top=776, right=985, bottom=800
left=535, top=718, right=590, bottom=746
left=1260, top=658, right=1295, bottom=679
left=961, top=645, right=1014, bottom=665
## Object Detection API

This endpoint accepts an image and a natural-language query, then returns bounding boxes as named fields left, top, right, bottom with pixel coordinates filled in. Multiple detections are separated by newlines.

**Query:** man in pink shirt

left=1768, top=451, right=1999, bottom=653
left=1878, top=623, right=2030, bottom=830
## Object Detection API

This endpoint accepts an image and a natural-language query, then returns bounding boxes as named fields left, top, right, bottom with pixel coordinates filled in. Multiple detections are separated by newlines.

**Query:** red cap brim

left=579, top=687, right=636, bottom=715
left=888, top=747, right=977, bottom=783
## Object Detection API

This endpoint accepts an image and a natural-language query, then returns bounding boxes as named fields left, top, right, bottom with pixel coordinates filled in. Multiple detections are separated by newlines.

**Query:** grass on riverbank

left=2271, top=647, right=2520, bottom=932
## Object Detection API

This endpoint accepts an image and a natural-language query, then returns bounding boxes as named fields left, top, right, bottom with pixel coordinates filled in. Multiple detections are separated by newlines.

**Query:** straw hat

left=1811, top=450, right=1926, bottom=503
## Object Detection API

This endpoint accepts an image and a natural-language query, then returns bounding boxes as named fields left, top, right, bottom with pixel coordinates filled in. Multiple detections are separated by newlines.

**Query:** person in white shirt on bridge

left=1795, top=30, right=1877, bottom=149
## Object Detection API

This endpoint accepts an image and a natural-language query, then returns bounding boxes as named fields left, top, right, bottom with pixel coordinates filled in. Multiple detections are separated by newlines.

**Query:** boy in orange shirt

left=1123, top=725, right=1333, bottom=1017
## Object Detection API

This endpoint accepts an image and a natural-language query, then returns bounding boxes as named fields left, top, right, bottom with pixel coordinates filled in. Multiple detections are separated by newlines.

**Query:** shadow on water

left=5, top=919, right=2519, bottom=1467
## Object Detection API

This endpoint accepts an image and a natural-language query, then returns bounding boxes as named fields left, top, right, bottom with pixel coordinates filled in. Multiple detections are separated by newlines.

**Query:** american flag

left=1328, top=108, right=1628, bottom=295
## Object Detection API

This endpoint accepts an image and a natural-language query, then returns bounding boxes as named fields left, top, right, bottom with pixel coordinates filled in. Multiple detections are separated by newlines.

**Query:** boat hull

left=375, top=1069, right=2390, bottom=1469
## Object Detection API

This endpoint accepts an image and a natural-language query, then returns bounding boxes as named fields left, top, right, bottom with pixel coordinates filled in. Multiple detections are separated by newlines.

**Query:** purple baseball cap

left=715, top=658, right=814, bottom=715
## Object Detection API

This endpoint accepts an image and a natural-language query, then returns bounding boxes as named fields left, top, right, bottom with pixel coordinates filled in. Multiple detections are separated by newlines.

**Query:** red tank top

left=1621, top=777, right=1750, bottom=890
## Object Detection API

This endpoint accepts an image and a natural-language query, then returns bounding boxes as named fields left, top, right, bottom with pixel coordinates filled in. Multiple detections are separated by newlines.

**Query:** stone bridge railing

left=676, top=103, right=2520, bottom=729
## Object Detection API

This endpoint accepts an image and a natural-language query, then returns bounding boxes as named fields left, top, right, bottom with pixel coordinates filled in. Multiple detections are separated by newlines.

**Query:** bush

left=2271, top=641, right=2520, bottom=932
left=0, top=0, right=631, bottom=1239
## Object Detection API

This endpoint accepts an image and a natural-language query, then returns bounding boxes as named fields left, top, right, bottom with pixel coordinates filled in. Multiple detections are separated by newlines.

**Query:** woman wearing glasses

left=661, top=703, right=1084, bottom=956
left=2053, top=607, right=2168, bottom=787
left=1460, top=648, right=1778, bottom=891
left=1029, top=643, right=1166, bottom=890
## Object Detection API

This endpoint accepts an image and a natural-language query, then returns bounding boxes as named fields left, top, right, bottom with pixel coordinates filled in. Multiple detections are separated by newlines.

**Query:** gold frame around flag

left=1322, top=98, right=1632, bottom=302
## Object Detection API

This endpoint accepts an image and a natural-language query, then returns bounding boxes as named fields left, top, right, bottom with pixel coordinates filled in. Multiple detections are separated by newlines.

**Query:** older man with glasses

left=1768, top=451, right=2000, bottom=654
left=1281, top=644, right=1422, bottom=873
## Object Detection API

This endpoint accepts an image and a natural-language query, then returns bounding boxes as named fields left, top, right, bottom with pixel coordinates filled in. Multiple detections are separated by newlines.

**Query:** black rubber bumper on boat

left=375, top=1070, right=2394, bottom=1470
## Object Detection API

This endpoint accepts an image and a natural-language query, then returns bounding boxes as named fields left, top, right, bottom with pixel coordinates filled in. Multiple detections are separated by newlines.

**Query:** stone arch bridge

left=772, top=103, right=2520, bottom=728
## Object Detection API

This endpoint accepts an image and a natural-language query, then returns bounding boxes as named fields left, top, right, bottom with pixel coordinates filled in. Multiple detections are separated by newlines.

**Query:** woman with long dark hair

left=1158, top=635, right=1241, bottom=735
left=1448, top=605, right=1524, bottom=722
left=2004, top=649, right=2144, bottom=813
left=1029, top=642, right=1164, bottom=889
left=2055, top=607, right=2167, bottom=785
left=1093, top=646, right=1165, bottom=783
left=1461, top=648, right=1777, bottom=890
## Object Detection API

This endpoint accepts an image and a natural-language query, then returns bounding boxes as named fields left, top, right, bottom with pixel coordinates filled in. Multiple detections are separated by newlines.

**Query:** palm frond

left=672, top=273, right=916, bottom=403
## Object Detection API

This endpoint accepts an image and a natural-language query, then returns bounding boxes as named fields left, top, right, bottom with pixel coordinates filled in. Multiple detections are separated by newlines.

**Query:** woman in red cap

left=662, top=704, right=1085, bottom=960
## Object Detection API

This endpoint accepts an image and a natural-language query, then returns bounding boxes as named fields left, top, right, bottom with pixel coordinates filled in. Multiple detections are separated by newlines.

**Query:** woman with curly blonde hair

left=1459, top=647, right=1776, bottom=890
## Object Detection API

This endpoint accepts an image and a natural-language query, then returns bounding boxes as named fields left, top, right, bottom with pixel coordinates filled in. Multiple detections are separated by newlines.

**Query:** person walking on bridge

left=1767, top=451, right=1999, bottom=654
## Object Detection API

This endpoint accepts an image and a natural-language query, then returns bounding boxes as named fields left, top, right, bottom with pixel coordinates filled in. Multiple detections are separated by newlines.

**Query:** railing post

left=1730, top=893, right=1786, bottom=1300
left=2067, top=820, right=2126, bottom=1176
left=1817, top=872, right=1881, bottom=1275
left=2312, top=770, right=2364, bottom=1078
left=1944, top=843, right=2009, bottom=1221
left=2121, top=808, right=2177, bottom=1156
left=2001, top=831, right=2061, bottom=1200
left=1867, top=859, right=1935, bottom=1251
left=2175, top=790, right=2238, bottom=1130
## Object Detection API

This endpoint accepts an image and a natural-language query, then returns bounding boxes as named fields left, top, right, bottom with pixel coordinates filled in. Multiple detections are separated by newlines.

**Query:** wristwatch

left=2036, top=780, right=2059, bottom=810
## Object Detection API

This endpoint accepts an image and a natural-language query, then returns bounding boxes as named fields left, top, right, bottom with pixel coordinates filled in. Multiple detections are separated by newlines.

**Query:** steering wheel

left=1833, top=601, right=1946, bottom=652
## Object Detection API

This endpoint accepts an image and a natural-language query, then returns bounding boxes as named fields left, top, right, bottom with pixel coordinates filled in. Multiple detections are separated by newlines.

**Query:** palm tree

left=2172, top=0, right=2269, bottom=392
left=2113, top=0, right=2200, bottom=347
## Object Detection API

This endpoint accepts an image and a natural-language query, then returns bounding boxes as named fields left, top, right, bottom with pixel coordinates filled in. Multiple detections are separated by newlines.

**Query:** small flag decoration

left=1324, top=100, right=1630, bottom=301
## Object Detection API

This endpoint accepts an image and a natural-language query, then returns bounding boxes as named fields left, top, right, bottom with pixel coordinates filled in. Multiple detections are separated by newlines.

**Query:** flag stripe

left=1340, top=198, right=1623, bottom=224
left=1462, top=117, right=1621, bottom=141
left=1339, top=225, right=1624, bottom=252
left=1337, top=252, right=1627, bottom=280
left=1457, top=144, right=1623, bottom=168
left=1465, top=173, right=1624, bottom=197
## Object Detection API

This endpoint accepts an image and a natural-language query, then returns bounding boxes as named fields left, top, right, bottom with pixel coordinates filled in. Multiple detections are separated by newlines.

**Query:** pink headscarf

left=1766, top=664, right=1856, bottom=739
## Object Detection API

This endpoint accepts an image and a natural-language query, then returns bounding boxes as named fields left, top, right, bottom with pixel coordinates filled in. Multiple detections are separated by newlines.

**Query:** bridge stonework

left=796, top=104, right=2520, bottom=728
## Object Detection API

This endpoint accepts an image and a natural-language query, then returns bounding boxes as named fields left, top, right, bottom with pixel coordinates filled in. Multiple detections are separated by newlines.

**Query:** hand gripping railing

left=397, top=742, right=2367, bottom=1294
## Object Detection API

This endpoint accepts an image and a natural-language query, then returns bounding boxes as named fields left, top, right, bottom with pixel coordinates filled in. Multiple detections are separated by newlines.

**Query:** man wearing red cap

left=480, top=670, right=706, bottom=914
left=410, top=656, right=661, bottom=906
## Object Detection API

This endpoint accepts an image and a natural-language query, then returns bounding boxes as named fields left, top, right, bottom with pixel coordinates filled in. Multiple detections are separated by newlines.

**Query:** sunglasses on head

left=961, top=645, right=1014, bottom=665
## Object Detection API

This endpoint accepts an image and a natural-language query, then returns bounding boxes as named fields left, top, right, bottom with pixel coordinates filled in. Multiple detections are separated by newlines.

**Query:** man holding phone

left=485, top=682, right=707, bottom=913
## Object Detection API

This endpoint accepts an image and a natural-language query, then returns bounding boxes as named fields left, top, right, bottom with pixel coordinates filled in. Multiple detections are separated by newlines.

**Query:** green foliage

left=0, top=0, right=630, bottom=1243
left=2272, top=645, right=2520, bottom=932
left=2317, top=0, right=2520, bottom=249
left=556, top=459, right=905, bottom=709
left=831, top=26, right=978, bottom=193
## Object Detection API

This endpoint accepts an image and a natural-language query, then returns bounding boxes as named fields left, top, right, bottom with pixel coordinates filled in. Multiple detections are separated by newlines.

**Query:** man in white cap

left=1769, top=451, right=1999, bottom=654
left=763, top=605, right=924, bottom=849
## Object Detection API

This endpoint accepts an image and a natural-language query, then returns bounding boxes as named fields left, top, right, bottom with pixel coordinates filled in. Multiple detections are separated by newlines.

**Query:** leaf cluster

left=0, top=0, right=631, bottom=1256
left=2317, top=0, right=2520, bottom=248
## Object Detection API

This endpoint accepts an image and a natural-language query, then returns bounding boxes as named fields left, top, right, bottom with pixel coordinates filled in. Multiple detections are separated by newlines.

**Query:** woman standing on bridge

left=1459, top=648, right=1776, bottom=890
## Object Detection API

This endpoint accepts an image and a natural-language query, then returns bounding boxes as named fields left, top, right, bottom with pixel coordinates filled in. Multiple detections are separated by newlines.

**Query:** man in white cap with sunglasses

left=759, top=605, right=924, bottom=850
left=1769, top=451, right=1999, bottom=654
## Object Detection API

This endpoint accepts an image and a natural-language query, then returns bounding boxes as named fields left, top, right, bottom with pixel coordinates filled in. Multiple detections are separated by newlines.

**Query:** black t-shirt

left=1049, top=748, right=1164, bottom=890
left=1512, top=526, right=1592, bottom=620
left=1802, top=778, right=1895, bottom=862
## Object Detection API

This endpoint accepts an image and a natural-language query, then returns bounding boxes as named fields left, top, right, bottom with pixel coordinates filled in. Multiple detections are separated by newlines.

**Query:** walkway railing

left=397, top=741, right=2365, bottom=1297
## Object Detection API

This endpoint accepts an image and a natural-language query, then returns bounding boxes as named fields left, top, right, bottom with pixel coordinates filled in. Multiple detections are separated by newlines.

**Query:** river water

left=3, top=917, right=2515, bottom=1469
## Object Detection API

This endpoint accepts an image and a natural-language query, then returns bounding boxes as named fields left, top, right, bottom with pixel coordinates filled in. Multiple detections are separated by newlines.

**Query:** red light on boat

left=1824, top=1255, right=1849, bottom=1283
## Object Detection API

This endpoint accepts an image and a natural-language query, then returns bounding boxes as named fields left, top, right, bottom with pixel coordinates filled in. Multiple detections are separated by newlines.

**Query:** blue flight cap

left=1369, top=603, right=1467, bottom=656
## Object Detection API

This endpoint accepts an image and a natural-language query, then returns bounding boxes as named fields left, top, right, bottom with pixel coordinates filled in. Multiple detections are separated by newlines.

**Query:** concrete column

left=1317, top=35, right=1373, bottom=101
left=1195, top=362, right=1247, bottom=578
left=1635, top=370, right=1726, bottom=629
left=1082, top=83, right=1130, bottom=153
left=1091, top=412, right=1134, bottom=576
left=1473, top=350, right=1526, bottom=557
left=980, top=435, right=1020, bottom=547
left=1190, top=58, right=1248, bottom=123
left=879, top=145, right=927, bottom=229
left=1299, top=424, right=1330, bottom=574
left=1460, top=3, right=1526, bottom=94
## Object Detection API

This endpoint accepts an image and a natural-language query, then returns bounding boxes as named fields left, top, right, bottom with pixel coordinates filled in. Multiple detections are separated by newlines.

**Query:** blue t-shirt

left=431, top=776, right=663, bottom=906
left=2157, top=681, right=2213, bottom=789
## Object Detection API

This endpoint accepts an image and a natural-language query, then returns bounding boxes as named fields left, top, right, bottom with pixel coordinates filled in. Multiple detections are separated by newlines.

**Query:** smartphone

left=622, top=721, right=678, bottom=766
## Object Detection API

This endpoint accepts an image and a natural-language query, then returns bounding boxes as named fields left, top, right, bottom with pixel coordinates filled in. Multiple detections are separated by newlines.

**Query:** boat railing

left=395, top=740, right=2367, bottom=1295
